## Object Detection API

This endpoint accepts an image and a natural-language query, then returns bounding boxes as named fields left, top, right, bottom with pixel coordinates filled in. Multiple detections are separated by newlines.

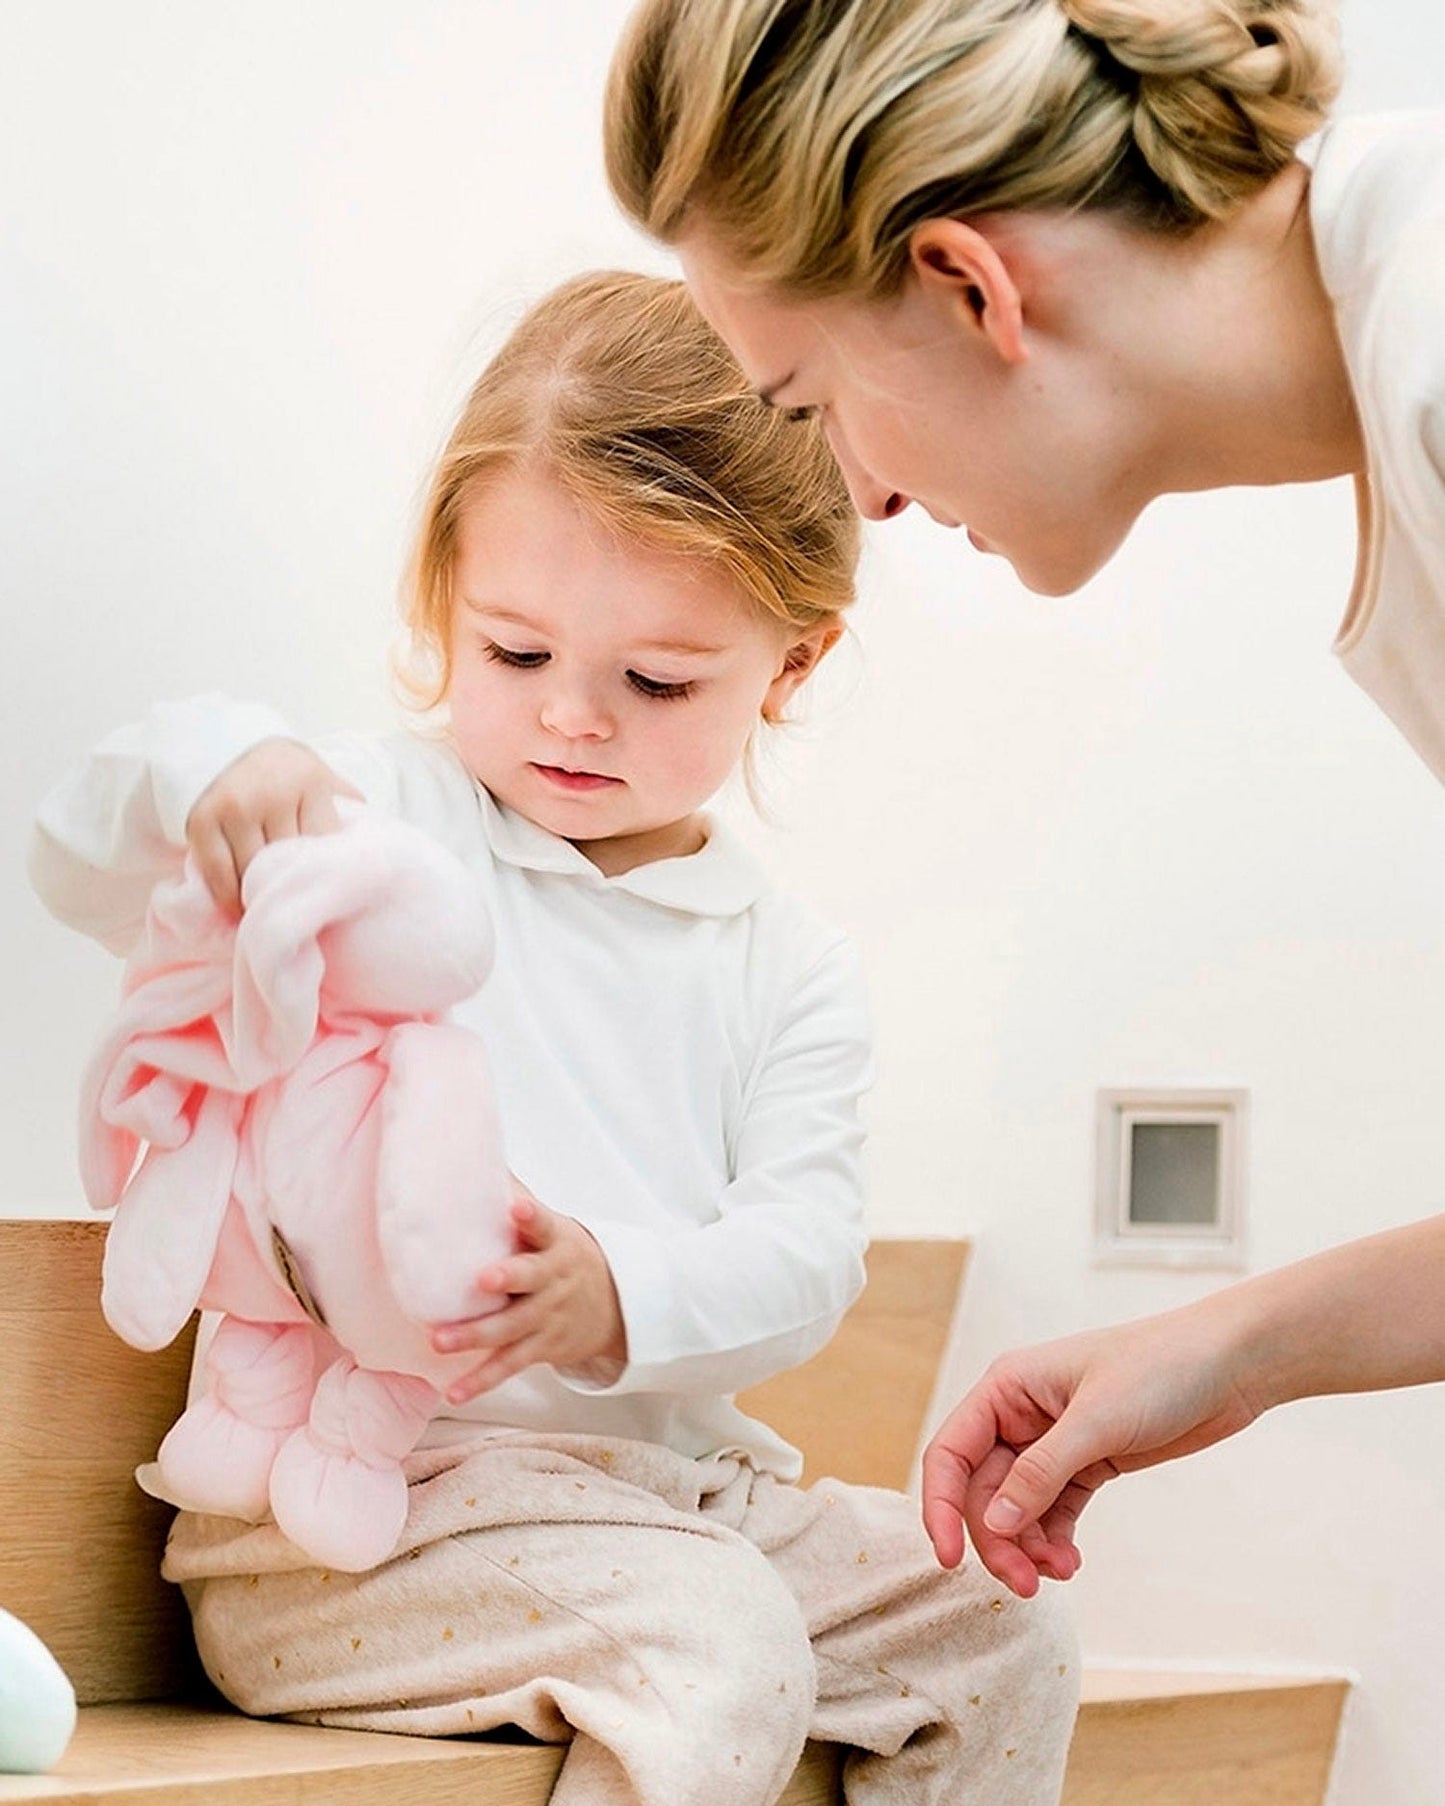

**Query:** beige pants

left=165, top=1432, right=1078, bottom=1806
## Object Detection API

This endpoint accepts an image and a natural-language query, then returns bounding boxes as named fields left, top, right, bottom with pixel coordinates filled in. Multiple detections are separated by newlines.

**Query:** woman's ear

left=908, top=218, right=1028, bottom=367
left=762, top=622, right=844, bottom=723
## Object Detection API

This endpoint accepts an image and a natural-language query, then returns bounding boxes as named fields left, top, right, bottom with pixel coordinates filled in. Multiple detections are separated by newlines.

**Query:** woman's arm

left=922, top=1214, right=1445, bottom=1596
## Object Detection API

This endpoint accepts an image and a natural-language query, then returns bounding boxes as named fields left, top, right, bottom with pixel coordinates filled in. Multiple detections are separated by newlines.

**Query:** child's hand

left=430, top=1187, right=628, bottom=1403
left=186, top=738, right=361, bottom=914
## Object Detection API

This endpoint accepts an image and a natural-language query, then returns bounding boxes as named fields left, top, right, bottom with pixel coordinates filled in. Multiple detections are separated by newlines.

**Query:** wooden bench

left=0, top=1221, right=1348, bottom=1804
left=0, top=1222, right=969, bottom=1804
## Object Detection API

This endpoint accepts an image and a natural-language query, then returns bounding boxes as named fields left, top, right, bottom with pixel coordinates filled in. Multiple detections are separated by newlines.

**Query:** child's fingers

left=510, top=1196, right=556, bottom=1250
left=188, top=822, right=245, bottom=916
left=445, top=1333, right=550, bottom=1402
left=297, top=779, right=359, bottom=836
left=432, top=1291, right=546, bottom=1354
left=225, top=817, right=268, bottom=904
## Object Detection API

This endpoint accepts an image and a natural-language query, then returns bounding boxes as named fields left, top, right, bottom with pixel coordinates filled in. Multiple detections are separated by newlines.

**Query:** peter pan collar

left=475, top=782, right=769, bottom=918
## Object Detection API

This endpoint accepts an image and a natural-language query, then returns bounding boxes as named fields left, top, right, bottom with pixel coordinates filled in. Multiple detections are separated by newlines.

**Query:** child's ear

left=762, top=622, right=844, bottom=723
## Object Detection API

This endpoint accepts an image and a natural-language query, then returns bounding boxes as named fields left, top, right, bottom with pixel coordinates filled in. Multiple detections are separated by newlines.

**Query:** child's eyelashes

left=626, top=671, right=694, bottom=702
left=480, top=641, right=694, bottom=702
left=782, top=406, right=817, bottom=424
left=482, top=641, right=548, bottom=669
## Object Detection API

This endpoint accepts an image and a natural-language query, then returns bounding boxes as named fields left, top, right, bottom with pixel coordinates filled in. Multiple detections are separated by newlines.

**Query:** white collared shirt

left=31, top=696, right=872, bottom=1479
left=1314, top=112, right=1445, bottom=781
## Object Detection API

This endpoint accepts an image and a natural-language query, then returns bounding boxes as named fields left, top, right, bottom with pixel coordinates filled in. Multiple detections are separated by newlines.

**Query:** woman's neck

left=1127, top=162, right=1366, bottom=494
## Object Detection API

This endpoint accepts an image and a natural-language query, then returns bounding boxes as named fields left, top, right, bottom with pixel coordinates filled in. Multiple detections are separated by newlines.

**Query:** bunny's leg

left=157, top=1317, right=322, bottom=1521
left=268, top=1361, right=437, bottom=1573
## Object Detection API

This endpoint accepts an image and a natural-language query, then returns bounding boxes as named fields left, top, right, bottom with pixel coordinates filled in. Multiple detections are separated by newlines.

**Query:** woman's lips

left=532, top=764, right=622, bottom=792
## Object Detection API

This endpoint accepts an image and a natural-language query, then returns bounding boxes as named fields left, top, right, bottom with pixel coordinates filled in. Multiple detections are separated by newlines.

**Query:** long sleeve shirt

left=31, top=696, right=872, bottom=1479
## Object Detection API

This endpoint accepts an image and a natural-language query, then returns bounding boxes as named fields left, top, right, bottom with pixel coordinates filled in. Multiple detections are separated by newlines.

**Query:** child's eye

left=626, top=670, right=695, bottom=701
left=782, top=406, right=817, bottom=424
left=483, top=641, right=548, bottom=669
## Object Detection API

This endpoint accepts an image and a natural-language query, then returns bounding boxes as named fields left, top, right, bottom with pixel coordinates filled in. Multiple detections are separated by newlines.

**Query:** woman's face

left=680, top=223, right=1149, bottom=597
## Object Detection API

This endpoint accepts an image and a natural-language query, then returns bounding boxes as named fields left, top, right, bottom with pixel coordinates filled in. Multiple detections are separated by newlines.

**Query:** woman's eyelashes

left=481, top=641, right=695, bottom=702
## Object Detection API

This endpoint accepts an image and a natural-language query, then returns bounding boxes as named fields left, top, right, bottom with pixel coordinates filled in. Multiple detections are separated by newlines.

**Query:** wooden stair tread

left=0, top=1705, right=842, bottom=1805
left=1079, top=1667, right=1346, bottom=1702
left=0, top=1673, right=1344, bottom=1806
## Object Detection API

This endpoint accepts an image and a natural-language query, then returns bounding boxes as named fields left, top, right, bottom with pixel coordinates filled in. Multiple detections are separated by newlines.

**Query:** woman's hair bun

left=1060, top=0, right=1341, bottom=220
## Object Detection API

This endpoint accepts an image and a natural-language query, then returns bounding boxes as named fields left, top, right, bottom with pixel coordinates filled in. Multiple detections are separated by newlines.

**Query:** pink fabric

left=79, top=807, right=514, bottom=1571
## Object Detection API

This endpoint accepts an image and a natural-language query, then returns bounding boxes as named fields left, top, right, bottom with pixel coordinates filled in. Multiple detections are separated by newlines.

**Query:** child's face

left=445, top=464, right=819, bottom=874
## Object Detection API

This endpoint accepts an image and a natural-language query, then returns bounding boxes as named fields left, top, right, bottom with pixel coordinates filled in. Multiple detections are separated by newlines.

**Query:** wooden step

left=1064, top=1670, right=1349, bottom=1806
left=0, top=1671, right=1344, bottom=1806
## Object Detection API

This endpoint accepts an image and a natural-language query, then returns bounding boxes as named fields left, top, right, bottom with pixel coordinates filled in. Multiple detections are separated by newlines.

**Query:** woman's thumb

left=982, top=1417, right=1095, bottom=1535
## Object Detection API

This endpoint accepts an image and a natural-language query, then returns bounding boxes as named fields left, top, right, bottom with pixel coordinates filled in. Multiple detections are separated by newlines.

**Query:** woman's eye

left=483, top=641, right=548, bottom=669
left=627, top=670, right=695, bottom=701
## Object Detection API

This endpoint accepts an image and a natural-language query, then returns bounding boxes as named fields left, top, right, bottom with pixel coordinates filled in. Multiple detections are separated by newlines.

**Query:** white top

left=1314, top=112, right=1445, bottom=781
left=30, top=696, right=872, bottom=1481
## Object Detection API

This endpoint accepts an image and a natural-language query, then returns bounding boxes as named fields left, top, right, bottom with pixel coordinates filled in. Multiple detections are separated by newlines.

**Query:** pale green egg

left=0, top=1609, right=76, bottom=1773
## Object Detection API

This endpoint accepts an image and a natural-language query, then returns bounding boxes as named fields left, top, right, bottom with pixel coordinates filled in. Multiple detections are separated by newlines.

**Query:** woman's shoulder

left=1310, top=111, right=1445, bottom=287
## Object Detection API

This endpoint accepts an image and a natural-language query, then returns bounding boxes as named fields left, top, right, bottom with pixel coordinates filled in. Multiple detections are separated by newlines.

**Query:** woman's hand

left=431, top=1187, right=629, bottom=1402
left=186, top=738, right=361, bottom=913
left=920, top=1303, right=1263, bottom=1598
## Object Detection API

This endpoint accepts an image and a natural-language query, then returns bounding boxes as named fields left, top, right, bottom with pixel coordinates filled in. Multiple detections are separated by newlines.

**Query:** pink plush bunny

left=79, top=805, right=514, bottom=1571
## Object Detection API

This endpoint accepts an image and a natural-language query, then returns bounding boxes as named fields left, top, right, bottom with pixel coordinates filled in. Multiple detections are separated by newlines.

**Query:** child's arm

left=30, top=695, right=404, bottom=947
left=434, top=934, right=872, bottom=1401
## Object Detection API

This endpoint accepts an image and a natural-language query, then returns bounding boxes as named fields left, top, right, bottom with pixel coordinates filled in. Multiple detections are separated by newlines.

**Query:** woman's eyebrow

left=755, top=372, right=796, bottom=407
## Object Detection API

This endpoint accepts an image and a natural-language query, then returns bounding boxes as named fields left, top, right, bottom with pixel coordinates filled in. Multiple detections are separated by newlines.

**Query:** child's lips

left=532, top=763, right=623, bottom=792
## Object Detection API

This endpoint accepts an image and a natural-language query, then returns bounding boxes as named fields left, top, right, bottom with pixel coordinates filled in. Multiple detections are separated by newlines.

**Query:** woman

left=603, top=0, right=1445, bottom=1597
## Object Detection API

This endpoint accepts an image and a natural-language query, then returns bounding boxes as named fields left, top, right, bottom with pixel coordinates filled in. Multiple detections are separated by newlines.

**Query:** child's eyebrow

left=463, top=601, right=726, bottom=659
left=461, top=601, right=545, bottom=630
left=633, top=636, right=730, bottom=658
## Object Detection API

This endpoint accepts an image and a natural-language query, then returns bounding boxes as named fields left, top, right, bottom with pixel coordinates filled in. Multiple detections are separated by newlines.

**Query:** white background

left=4, top=5, right=1444, bottom=1800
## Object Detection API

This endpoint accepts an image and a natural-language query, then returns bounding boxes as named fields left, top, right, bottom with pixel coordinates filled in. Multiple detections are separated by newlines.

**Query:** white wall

left=4, top=6, right=1443, bottom=1802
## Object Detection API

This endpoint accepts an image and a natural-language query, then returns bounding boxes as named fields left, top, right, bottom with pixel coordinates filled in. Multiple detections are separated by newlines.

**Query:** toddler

left=31, top=271, right=1076, bottom=1806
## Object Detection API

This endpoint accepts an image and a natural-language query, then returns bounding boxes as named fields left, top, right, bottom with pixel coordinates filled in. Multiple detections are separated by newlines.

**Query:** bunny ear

left=100, top=1087, right=244, bottom=1351
left=374, top=1022, right=513, bottom=1325
left=230, top=828, right=386, bottom=1085
left=78, top=966, right=237, bottom=1211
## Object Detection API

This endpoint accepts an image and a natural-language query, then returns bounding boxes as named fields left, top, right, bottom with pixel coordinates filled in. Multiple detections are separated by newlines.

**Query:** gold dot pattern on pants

left=1006, top=1749, right=1017, bottom=1760
left=272, top=1656, right=282, bottom=1670
left=442, top=1627, right=454, bottom=1641
left=465, top=1497, right=478, bottom=1508
left=528, top=1609, right=543, bottom=1624
left=856, top=1551, right=869, bottom=1564
left=318, top=1572, right=331, bottom=1584
left=989, top=1598, right=1004, bottom=1612
left=246, top=1575, right=258, bottom=1588
left=351, top=1637, right=363, bottom=1651
left=969, top=1695, right=982, bottom=1707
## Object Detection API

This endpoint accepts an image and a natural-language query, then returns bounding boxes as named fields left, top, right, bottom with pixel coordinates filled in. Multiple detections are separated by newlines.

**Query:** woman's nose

left=825, top=422, right=912, bottom=523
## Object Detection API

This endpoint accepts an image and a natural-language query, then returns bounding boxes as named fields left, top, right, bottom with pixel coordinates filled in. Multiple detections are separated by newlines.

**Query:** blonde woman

left=604, top=2, right=1445, bottom=1596
left=33, top=273, right=1078, bottom=1806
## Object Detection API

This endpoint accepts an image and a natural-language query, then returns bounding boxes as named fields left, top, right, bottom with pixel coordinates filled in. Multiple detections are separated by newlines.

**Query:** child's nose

left=539, top=677, right=613, bottom=740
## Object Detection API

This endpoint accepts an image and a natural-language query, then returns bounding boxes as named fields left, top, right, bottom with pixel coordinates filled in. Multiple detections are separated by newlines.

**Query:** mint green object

left=0, top=1609, right=76, bottom=1773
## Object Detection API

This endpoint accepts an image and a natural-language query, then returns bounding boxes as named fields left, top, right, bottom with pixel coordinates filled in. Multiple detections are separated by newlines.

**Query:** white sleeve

left=565, top=936, right=872, bottom=1398
left=27, top=693, right=406, bottom=956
